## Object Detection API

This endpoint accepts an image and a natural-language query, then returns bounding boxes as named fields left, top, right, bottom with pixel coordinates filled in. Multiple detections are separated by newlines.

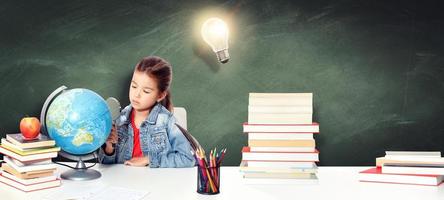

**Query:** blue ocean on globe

left=46, top=88, right=112, bottom=155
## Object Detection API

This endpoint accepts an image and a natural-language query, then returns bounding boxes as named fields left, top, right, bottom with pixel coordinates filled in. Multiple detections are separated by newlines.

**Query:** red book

left=241, top=146, right=319, bottom=162
left=0, top=173, right=61, bottom=192
left=358, top=167, right=444, bottom=186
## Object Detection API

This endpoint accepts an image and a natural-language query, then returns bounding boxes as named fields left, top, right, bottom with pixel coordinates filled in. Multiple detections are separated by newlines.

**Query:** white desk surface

left=1, top=163, right=443, bottom=200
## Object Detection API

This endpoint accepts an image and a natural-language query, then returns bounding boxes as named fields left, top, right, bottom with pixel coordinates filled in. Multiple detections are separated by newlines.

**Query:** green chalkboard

left=0, top=0, right=443, bottom=166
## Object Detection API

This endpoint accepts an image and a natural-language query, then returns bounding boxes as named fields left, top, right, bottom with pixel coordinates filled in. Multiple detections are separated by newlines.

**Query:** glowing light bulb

left=201, top=17, right=230, bottom=63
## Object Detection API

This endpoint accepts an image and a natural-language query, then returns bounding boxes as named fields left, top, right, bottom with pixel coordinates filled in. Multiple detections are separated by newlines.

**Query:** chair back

left=173, top=107, right=201, bottom=151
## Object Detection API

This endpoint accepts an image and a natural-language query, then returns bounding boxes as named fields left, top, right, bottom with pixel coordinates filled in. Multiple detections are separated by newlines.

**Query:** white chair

left=173, top=107, right=187, bottom=130
left=173, top=107, right=200, bottom=151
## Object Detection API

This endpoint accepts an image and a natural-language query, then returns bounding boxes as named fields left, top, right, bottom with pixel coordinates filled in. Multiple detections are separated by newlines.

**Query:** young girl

left=99, top=56, right=195, bottom=168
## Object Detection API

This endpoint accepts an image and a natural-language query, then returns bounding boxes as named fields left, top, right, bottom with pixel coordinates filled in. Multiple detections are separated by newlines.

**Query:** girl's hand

left=104, top=125, right=117, bottom=155
left=124, top=156, right=150, bottom=167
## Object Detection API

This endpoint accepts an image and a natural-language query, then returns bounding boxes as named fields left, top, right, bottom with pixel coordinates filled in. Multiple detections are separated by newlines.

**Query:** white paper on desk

left=42, top=185, right=149, bottom=200
left=42, top=184, right=106, bottom=200
left=92, top=186, right=149, bottom=200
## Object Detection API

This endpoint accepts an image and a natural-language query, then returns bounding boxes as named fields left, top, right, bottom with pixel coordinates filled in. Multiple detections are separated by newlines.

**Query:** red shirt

left=130, top=109, right=143, bottom=158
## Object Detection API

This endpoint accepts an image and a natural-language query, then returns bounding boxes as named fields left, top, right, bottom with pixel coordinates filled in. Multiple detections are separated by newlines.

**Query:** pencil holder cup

left=197, top=165, right=220, bottom=195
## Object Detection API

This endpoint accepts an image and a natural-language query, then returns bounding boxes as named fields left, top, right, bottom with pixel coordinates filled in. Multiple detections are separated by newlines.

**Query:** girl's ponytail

left=159, top=90, right=173, bottom=112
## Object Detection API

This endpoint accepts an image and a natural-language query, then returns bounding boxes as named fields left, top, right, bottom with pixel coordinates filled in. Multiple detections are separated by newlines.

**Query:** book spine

left=248, top=139, right=316, bottom=147
left=248, top=105, right=313, bottom=113
left=248, top=113, right=313, bottom=124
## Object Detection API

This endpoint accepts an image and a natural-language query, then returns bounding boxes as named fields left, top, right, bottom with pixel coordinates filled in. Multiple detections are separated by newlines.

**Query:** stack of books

left=359, top=151, right=444, bottom=186
left=240, top=93, right=320, bottom=184
left=0, top=133, right=61, bottom=192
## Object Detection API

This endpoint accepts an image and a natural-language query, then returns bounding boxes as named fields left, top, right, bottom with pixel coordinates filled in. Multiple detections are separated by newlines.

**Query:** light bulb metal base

left=216, top=49, right=229, bottom=63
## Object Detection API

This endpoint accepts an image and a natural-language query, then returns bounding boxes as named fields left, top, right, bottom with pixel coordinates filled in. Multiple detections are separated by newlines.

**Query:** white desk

left=1, top=164, right=444, bottom=200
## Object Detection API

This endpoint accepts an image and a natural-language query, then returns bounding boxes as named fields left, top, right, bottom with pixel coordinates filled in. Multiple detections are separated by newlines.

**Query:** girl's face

left=129, top=70, right=166, bottom=112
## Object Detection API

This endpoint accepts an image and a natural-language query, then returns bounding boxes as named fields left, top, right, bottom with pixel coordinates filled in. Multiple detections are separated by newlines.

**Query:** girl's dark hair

left=135, top=56, right=173, bottom=112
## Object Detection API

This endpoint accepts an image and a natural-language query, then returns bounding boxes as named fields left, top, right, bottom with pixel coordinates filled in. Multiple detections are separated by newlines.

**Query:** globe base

left=61, top=168, right=102, bottom=181
left=60, top=156, right=101, bottom=181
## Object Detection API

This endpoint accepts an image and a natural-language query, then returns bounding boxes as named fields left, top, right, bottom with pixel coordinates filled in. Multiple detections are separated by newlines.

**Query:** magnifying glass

left=106, top=97, right=121, bottom=124
left=106, top=97, right=121, bottom=148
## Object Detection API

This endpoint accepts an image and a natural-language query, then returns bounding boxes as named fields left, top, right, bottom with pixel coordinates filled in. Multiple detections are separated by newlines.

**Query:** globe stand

left=59, top=151, right=101, bottom=181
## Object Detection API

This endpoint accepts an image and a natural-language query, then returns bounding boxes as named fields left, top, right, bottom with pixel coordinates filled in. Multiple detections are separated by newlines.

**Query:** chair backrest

left=173, top=107, right=201, bottom=152
left=173, top=107, right=187, bottom=130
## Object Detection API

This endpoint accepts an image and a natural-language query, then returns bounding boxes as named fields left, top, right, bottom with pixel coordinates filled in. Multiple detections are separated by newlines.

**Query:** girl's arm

left=98, top=125, right=119, bottom=164
left=149, top=116, right=195, bottom=168
left=98, top=144, right=117, bottom=164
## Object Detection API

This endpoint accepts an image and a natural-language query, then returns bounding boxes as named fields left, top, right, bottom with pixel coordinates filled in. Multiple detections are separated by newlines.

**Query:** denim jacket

left=98, top=103, right=195, bottom=168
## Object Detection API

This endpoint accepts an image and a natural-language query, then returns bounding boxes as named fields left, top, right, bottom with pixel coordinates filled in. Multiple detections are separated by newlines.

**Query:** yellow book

left=0, top=140, right=60, bottom=156
left=0, top=146, right=58, bottom=162
left=376, top=157, right=444, bottom=167
left=1, top=163, right=55, bottom=179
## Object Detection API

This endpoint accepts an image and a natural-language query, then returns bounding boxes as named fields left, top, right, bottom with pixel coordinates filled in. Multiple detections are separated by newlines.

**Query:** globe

left=44, top=88, right=112, bottom=155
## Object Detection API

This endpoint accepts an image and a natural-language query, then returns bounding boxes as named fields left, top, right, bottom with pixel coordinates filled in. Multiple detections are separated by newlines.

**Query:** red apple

left=20, top=117, right=41, bottom=140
